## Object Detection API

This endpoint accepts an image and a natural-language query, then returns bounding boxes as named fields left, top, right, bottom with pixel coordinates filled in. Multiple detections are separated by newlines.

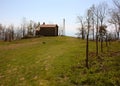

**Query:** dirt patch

left=0, top=42, right=39, bottom=50
left=108, top=51, right=120, bottom=57
left=89, top=52, right=96, bottom=58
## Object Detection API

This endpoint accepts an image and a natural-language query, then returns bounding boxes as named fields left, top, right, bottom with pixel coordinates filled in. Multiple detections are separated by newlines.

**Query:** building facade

left=36, top=23, right=58, bottom=36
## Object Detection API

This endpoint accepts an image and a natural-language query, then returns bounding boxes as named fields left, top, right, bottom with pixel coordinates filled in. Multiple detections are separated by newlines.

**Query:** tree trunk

left=23, top=28, right=25, bottom=37
left=118, top=24, right=120, bottom=40
left=93, top=28, right=94, bottom=41
left=96, top=35, right=98, bottom=56
left=82, top=28, right=84, bottom=39
left=96, top=16, right=99, bottom=57
left=86, top=20, right=90, bottom=69
left=106, top=34, right=109, bottom=52
left=86, top=34, right=89, bottom=69
left=93, top=18, right=94, bottom=41
left=101, top=38, right=103, bottom=52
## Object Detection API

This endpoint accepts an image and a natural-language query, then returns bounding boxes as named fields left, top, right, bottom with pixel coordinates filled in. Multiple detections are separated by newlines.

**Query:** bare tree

left=113, top=0, right=120, bottom=10
left=109, top=0, right=120, bottom=39
left=35, top=22, right=40, bottom=36
left=10, top=24, right=14, bottom=41
left=90, top=5, right=95, bottom=41
left=109, top=9, right=120, bottom=40
left=33, top=22, right=37, bottom=37
left=0, top=24, right=3, bottom=40
left=85, top=9, right=92, bottom=69
left=4, top=25, right=15, bottom=42
left=21, top=17, right=27, bottom=37
left=0, top=24, right=6, bottom=41
left=93, top=5, right=100, bottom=56
left=15, top=27, right=23, bottom=40
left=27, top=20, right=34, bottom=36
left=97, top=2, right=108, bottom=53
left=77, top=16, right=85, bottom=39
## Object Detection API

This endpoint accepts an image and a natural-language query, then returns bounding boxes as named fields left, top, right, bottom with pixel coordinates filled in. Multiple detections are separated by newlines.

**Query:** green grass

left=0, top=36, right=120, bottom=86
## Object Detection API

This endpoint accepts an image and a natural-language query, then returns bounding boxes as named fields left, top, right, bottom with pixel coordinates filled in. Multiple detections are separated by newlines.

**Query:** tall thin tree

left=86, top=9, right=92, bottom=69
left=77, top=16, right=85, bottom=39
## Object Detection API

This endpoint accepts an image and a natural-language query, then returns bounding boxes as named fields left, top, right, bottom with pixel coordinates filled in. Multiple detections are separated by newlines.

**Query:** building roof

left=40, top=24, right=58, bottom=28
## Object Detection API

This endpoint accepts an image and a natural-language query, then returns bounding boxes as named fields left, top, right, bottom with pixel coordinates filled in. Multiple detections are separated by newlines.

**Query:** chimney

left=43, top=22, right=45, bottom=25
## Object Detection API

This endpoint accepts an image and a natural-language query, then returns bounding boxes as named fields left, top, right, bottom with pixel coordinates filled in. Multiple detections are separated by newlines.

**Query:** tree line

left=76, top=0, right=120, bottom=68
left=0, top=17, right=65, bottom=42
left=77, top=0, right=120, bottom=41
left=0, top=18, right=41, bottom=42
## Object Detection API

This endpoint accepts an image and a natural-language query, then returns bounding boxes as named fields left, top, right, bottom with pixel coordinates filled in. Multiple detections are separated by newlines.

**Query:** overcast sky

left=0, top=0, right=113, bottom=36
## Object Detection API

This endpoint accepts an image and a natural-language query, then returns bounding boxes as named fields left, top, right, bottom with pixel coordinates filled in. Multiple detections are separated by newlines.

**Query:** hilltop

left=0, top=36, right=120, bottom=86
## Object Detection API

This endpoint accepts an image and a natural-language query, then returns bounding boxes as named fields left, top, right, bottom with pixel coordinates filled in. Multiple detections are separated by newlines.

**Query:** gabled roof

left=40, top=24, right=58, bottom=28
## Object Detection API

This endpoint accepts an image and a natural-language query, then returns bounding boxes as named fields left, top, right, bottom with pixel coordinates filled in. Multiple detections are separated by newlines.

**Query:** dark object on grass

left=42, top=42, right=46, bottom=44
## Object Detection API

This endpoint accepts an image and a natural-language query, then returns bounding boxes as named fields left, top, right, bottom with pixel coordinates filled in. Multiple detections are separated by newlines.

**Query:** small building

left=36, top=23, right=58, bottom=36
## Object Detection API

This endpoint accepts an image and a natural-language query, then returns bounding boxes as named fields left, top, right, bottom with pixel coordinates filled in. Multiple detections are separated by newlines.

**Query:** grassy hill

left=0, top=36, right=120, bottom=86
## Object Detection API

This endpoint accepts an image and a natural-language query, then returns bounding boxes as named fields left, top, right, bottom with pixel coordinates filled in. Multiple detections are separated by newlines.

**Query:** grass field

left=0, top=36, right=120, bottom=86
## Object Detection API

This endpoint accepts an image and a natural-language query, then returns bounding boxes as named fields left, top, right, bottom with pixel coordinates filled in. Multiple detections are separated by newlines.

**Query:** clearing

left=0, top=37, right=120, bottom=86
